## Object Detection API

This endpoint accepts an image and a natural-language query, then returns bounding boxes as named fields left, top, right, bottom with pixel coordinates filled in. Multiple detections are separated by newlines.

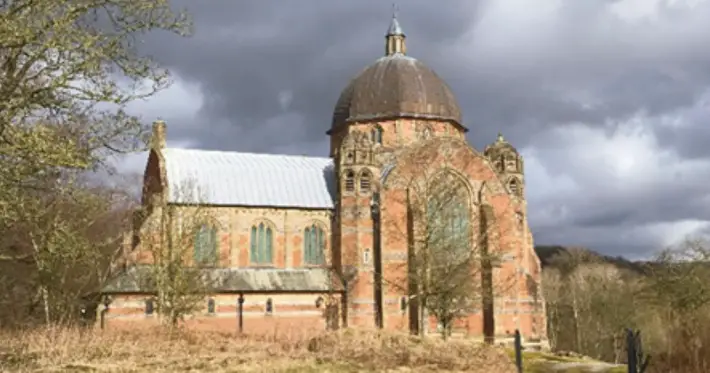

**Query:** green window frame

left=250, top=222, right=274, bottom=264
left=194, top=224, right=218, bottom=265
left=303, top=224, right=325, bottom=265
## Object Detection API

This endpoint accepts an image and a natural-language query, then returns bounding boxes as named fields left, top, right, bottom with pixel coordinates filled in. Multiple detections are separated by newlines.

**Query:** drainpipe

left=371, top=190, right=384, bottom=329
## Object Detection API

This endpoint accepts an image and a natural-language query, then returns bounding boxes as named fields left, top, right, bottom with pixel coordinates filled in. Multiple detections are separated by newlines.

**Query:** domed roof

left=329, top=15, right=464, bottom=134
left=484, top=133, right=519, bottom=158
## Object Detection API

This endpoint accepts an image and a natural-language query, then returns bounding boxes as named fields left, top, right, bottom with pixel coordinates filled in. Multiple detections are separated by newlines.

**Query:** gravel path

left=545, top=361, right=624, bottom=372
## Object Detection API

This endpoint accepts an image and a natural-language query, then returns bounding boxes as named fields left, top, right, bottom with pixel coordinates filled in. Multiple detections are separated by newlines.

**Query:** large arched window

left=194, top=224, right=218, bottom=265
left=426, top=173, right=471, bottom=261
left=250, top=222, right=273, bottom=264
left=303, top=224, right=326, bottom=265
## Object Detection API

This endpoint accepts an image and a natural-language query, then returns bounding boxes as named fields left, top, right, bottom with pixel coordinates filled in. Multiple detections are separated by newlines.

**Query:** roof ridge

left=164, top=147, right=332, bottom=162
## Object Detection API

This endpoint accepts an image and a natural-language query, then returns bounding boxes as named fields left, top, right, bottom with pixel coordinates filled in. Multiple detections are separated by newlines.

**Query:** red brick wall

left=107, top=293, right=335, bottom=336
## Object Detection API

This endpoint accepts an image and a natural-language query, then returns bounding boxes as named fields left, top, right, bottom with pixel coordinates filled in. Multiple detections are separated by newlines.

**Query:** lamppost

left=371, top=190, right=384, bottom=329
left=237, top=293, right=245, bottom=333
left=100, top=295, right=111, bottom=330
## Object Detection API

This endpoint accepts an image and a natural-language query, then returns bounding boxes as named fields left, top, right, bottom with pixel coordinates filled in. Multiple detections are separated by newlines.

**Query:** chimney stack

left=151, top=119, right=166, bottom=149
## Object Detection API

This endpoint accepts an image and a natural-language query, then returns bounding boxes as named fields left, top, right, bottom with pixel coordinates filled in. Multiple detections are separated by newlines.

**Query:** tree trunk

left=41, top=286, right=51, bottom=325
left=418, top=298, right=427, bottom=337
left=572, top=288, right=582, bottom=353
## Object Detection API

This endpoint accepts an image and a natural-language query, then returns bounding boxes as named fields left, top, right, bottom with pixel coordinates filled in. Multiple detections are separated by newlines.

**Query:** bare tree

left=0, top=0, right=192, bottom=327
left=131, top=180, right=220, bottom=328
left=0, top=176, right=133, bottom=326
left=381, top=139, right=519, bottom=340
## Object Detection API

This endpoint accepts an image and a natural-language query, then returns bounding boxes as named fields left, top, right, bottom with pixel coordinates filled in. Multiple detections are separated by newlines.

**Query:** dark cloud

left=120, top=0, right=710, bottom=258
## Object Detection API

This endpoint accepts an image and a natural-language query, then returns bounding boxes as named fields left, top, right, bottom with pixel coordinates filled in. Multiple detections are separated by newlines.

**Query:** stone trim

left=107, top=310, right=323, bottom=320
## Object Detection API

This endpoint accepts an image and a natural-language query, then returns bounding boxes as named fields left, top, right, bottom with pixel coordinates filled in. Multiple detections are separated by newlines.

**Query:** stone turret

left=333, top=130, right=381, bottom=327
left=484, top=133, right=524, bottom=199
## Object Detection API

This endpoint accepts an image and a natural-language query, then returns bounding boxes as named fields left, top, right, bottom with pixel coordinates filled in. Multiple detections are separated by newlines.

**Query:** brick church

left=103, top=14, right=547, bottom=342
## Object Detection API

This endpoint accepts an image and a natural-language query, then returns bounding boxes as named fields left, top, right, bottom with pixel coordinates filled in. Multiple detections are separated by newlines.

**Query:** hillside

left=534, top=245, right=648, bottom=275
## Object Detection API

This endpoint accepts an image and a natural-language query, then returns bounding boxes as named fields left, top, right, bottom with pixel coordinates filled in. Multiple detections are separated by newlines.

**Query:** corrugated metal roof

left=101, top=266, right=340, bottom=294
left=162, top=148, right=336, bottom=209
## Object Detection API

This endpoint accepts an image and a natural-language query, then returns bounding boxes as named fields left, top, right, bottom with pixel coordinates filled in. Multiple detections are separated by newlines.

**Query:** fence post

left=626, top=329, right=636, bottom=373
left=627, top=328, right=651, bottom=373
left=514, top=329, right=523, bottom=373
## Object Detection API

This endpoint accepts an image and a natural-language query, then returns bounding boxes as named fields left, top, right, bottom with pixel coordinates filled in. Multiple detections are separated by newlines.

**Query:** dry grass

left=0, top=326, right=518, bottom=372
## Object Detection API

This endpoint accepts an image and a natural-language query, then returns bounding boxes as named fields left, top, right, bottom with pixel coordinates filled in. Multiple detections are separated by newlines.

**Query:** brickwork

left=112, top=116, right=546, bottom=341
left=106, top=293, right=336, bottom=334
left=320, top=119, right=546, bottom=339
left=112, top=40, right=548, bottom=340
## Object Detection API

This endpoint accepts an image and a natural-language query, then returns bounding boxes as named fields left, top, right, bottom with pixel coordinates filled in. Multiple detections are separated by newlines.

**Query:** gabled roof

left=161, top=148, right=336, bottom=209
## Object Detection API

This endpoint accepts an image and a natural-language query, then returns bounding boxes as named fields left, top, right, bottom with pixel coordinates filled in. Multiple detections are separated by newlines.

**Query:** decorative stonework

left=383, top=252, right=407, bottom=262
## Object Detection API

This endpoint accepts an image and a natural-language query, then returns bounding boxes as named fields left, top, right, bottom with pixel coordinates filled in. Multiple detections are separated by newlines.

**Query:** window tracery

left=250, top=222, right=273, bottom=264
left=303, top=224, right=326, bottom=265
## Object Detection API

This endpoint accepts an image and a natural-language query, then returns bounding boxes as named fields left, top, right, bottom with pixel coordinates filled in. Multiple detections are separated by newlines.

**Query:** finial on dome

left=385, top=4, right=406, bottom=56
left=497, top=133, right=505, bottom=143
left=388, top=4, right=404, bottom=36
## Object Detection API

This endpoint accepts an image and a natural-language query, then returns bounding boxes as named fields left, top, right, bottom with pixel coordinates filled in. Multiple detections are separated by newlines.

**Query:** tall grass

left=0, top=326, right=517, bottom=372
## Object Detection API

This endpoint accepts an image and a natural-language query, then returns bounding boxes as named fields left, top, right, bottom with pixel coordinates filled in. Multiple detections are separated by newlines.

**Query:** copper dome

left=330, top=54, right=464, bottom=133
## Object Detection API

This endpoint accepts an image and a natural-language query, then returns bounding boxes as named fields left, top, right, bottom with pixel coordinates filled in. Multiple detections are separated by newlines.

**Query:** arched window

left=344, top=170, right=355, bottom=192
left=359, top=170, right=371, bottom=193
left=303, top=224, right=326, bottom=265
left=427, top=173, right=471, bottom=261
left=363, top=248, right=371, bottom=265
left=423, top=128, right=431, bottom=139
left=509, top=179, right=520, bottom=196
left=494, top=158, right=504, bottom=172
left=145, top=299, right=154, bottom=315
left=374, top=127, right=383, bottom=144
left=194, top=224, right=218, bottom=265
left=250, top=222, right=273, bottom=264
left=505, top=155, right=518, bottom=172
left=265, top=298, right=274, bottom=314
left=207, top=298, right=216, bottom=314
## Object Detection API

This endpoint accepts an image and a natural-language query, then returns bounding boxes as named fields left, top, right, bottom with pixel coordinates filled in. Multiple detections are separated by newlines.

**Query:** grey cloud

left=653, top=102, right=710, bottom=160
left=140, top=0, right=483, bottom=153
left=122, top=0, right=710, bottom=257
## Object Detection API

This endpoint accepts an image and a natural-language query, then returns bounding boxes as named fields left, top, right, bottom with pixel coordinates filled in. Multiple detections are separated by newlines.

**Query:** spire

left=387, top=4, right=404, bottom=36
left=385, top=4, right=406, bottom=56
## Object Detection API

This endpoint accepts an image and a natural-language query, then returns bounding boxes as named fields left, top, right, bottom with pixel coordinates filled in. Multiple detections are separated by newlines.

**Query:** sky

left=115, top=0, right=710, bottom=260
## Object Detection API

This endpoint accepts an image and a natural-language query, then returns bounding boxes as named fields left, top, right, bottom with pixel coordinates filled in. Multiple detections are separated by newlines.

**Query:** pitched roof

left=162, top=148, right=336, bottom=209
left=102, top=266, right=341, bottom=294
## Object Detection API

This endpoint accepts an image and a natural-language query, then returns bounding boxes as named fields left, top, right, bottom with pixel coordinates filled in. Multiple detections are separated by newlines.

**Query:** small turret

left=151, top=119, right=167, bottom=149
left=385, top=6, right=407, bottom=56
left=484, top=133, right=524, bottom=198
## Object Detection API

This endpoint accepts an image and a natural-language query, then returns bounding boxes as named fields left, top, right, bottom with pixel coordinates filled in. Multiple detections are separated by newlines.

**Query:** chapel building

left=103, top=14, right=547, bottom=342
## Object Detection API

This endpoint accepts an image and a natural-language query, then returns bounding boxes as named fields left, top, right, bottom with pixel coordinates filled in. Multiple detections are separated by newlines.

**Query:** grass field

left=0, top=327, right=521, bottom=372
left=0, top=326, right=629, bottom=372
